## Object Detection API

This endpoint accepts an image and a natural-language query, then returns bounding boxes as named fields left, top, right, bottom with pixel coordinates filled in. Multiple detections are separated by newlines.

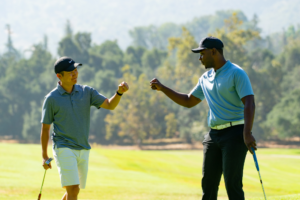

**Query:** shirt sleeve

left=90, top=87, right=107, bottom=108
left=235, top=69, right=254, bottom=99
left=189, top=78, right=205, bottom=100
left=41, top=96, right=54, bottom=124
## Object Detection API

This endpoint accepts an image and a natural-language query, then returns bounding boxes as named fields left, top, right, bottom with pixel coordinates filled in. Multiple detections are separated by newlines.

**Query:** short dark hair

left=216, top=48, right=223, bottom=55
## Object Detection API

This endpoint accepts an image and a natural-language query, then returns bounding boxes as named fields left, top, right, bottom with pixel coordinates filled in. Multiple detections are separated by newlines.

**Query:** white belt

left=210, top=120, right=244, bottom=130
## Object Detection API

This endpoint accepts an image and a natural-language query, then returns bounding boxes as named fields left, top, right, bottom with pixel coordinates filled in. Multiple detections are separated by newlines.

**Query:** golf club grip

left=251, top=147, right=260, bottom=171
left=37, top=193, right=41, bottom=200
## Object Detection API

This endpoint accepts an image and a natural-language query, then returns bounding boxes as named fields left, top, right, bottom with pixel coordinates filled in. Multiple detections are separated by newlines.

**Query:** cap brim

left=74, top=63, right=82, bottom=67
left=65, top=63, right=82, bottom=72
left=191, top=47, right=206, bottom=53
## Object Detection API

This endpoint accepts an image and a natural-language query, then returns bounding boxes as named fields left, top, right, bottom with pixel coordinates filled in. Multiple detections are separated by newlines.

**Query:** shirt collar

left=57, top=82, right=79, bottom=95
left=215, top=60, right=231, bottom=75
left=74, top=84, right=80, bottom=92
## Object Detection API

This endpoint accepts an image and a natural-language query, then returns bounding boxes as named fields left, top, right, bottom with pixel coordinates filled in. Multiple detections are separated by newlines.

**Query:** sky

left=1, top=0, right=299, bottom=55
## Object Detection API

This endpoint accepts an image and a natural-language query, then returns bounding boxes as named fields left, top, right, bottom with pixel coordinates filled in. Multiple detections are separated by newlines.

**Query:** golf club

left=251, top=147, right=267, bottom=200
left=37, top=158, right=53, bottom=200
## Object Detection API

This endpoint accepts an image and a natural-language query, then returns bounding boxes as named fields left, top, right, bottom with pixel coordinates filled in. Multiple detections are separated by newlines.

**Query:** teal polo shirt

left=189, top=60, right=254, bottom=127
left=41, top=83, right=107, bottom=150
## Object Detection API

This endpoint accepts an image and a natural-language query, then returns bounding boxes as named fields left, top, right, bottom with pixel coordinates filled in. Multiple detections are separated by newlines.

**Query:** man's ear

left=56, top=73, right=61, bottom=79
left=212, top=48, right=216, bottom=55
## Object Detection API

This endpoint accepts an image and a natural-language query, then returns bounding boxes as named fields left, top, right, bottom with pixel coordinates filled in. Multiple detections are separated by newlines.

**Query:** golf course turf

left=0, top=143, right=299, bottom=199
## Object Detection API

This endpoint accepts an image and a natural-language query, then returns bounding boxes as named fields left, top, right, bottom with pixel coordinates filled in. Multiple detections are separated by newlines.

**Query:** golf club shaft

left=251, top=147, right=267, bottom=200
left=257, top=170, right=267, bottom=200
left=38, top=170, right=47, bottom=200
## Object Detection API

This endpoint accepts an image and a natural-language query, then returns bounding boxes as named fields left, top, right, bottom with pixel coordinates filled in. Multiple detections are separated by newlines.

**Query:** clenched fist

left=150, top=78, right=163, bottom=91
left=117, top=81, right=129, bottom=94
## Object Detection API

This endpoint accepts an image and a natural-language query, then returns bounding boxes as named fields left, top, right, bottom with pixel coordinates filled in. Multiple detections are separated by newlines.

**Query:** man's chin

left=204, top=66, right=213, bottom=69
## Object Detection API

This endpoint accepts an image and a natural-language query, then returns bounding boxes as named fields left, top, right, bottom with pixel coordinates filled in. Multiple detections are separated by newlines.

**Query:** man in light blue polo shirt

left=150, top=37, right=256, bottom=200
left=40, top=56, right=129, bottom=200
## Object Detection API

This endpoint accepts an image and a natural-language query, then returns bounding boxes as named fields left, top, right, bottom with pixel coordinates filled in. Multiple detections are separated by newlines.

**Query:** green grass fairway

left=0, top=143, right=300, bottom=200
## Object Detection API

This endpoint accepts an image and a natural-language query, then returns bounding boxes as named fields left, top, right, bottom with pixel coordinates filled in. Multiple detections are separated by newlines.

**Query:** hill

left=0, top=0, right=299, bottom=54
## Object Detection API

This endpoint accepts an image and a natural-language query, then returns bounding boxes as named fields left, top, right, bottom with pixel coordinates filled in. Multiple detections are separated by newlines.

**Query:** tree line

left=1, top=11, right=300, bottom=145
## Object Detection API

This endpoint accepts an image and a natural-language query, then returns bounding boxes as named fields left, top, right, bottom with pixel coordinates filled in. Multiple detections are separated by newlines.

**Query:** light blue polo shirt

left=189, top=60, right=254, bottom=127
left=41, top=83, right=107, bottom=150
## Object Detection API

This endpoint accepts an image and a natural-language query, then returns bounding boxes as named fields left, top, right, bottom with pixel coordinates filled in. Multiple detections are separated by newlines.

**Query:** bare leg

left=61, top=192, right=67, bottom=200
left=65, top=185, right=80, bottom=200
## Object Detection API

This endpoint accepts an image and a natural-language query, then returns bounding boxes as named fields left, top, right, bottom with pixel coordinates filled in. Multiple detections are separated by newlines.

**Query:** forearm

left=243, top=102, right=255, bottom=135
left=41, top=127, right=50, bottom=158
left=161, top=85, right=191, bottom=108
left=241, top=95, right=256, bottom=152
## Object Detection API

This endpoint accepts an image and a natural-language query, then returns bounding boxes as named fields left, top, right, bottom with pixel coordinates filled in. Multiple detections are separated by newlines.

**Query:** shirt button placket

left=70, top=94, right=74, bottom=107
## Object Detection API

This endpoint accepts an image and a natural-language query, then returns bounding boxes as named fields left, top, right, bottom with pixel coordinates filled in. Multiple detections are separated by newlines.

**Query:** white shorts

left=53, top=146, right=90, bottom=189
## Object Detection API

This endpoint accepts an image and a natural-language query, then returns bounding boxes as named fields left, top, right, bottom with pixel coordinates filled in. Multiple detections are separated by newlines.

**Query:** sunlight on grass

left=0, top=143, right=299, bottom=199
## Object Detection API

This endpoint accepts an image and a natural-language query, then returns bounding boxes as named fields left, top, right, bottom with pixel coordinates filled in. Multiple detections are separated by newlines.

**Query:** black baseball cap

left=191, top=37, right=224, bottom=53
left=54, top=56, right=82, bottom=74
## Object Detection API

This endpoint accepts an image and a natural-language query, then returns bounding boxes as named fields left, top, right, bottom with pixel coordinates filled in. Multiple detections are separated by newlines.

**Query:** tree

left=65, top=20, right=73, bottom=37
left=58, top=36, right=81, bottom=59
left=165, top=113, right=177, bottom=138
left=214, top=12, right=260, bottom=67
left=166, top=27, right=203, bottom=89
left=104, top=66, right=168, bottom=146
left=0, top=43, right=53, bottom=140
left=263, top=88, right=300, bottom=138
left=129, top=10, right=250, bottom=50
left=4, top=24, right=20, bottom=60
left=123, top=46, right=146, bottom=77
left=141, top=48, right=167, bottom=78
left=58, top=21, right=91, bottom=63
left=89, top=40, right=124, bottom=77
left=156, top=27, right=209, bottom=143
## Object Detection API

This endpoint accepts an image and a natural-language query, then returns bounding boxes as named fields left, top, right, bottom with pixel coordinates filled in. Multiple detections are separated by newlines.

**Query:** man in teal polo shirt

left=150, top=37, right=256, bottom=200
left=40, top=56, right=129, bottom=200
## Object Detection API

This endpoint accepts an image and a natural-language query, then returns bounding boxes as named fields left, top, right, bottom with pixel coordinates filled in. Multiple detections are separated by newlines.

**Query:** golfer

left=150, top=37, right=256, bottom=200
left=40, top=56, right=129, bottom=200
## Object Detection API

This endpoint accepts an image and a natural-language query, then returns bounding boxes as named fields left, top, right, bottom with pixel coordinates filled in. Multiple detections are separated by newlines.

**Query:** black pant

left=202, top=125, right=248, bottom=200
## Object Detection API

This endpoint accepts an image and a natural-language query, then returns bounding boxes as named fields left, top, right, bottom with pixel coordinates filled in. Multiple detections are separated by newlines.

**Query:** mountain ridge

left=0, top=0, right=299, bottom=55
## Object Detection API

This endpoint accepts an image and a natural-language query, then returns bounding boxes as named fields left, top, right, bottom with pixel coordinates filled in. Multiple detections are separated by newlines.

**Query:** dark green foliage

left=89, top=40, right=124, bottom=77
left=264, top=89, right=300, bottom=138
left=0, top=44, right=54, bottom=141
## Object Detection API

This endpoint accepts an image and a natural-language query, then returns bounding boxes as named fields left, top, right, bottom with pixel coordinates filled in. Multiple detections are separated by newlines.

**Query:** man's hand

left=244, top=132, right=257, bottom=154
left=42, top=156, right=52, bottom=170
left=117, top=81, right=129, bottom=94
left=150, top=78, right=164, bottom=91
